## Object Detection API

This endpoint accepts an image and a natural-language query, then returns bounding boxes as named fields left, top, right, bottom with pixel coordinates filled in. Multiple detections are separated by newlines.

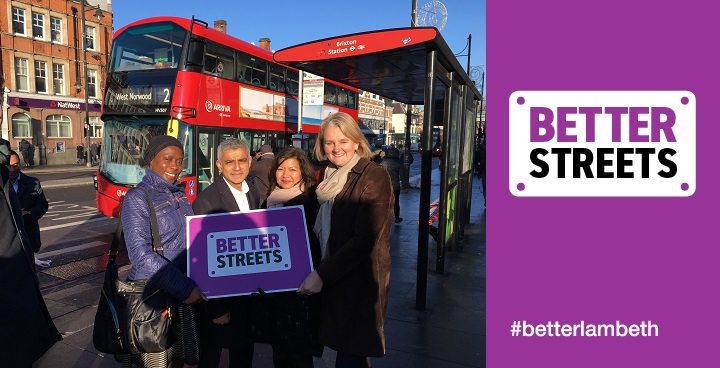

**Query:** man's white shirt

left=224, top=177, right=251, bottom=212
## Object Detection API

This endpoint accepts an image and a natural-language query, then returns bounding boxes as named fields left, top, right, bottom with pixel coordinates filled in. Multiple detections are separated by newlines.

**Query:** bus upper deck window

left=337, top=88, right=348, bottom=107
left=269, top=64, right=285, bottom=92
left=249, top=58, right=267, bottom=87
left=324, top=84, right=337, bottom=104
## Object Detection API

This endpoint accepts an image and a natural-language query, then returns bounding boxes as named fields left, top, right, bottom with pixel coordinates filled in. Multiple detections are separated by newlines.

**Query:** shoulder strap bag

left=92, top=188, right=177, bottom=354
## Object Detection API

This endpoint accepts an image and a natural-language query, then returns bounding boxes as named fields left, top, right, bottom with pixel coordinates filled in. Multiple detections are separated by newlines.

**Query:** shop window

left=12, top=113, right=32, bottom=138
left=46, top=114, right=72, bottom=138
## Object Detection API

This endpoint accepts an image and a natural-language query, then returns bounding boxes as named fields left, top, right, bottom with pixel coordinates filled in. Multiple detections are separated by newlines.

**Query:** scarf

left=266, top=182, right=304, bottom=208
left=314, top=153, right=362, bottom=261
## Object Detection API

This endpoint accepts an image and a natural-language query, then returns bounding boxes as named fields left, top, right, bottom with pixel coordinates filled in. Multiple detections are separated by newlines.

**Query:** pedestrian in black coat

left=7, top=151, right=49, bottom=252
left=381, top=147, right=403, bottom=223
left=90, top=142, right=99, bottom=165
left=19, top=138, right=31, bottom=166
left=76, top=144, right=85, bottom=164
left=0, top=143, right=62, bottom=367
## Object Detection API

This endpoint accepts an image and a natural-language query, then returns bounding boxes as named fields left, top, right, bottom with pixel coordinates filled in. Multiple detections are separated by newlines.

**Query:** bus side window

left=285, top=67, right=299, bottom=95
left=204, top=42, right=235, bottom=79
left=347, top=90, right=357, bottom=109
left=324, top=84, right=337, bottom=105
left=237, top=52, right=252, bottom=84
left=337, top=87, right=348, bottom=107
left=250, top=58, right=268, bottom=88
left=269, top=63, right=285, bottom=92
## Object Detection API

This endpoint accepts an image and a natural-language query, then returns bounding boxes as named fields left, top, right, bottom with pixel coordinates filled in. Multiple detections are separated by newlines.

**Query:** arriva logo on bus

left=205, top=100, right=231, bottom=113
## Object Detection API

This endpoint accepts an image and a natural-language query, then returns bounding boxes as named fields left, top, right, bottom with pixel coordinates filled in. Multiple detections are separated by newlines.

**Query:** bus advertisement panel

left=96, top=17, right=358, bottom=217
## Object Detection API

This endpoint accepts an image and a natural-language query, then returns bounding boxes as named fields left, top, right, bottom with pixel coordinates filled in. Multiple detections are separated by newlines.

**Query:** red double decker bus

left=95, top=16, right=358, bottom=217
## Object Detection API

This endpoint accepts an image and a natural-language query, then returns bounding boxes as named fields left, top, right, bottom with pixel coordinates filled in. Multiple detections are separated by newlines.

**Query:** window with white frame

left=51, top=17, right=62, bottom=43
left=89, top=116, right=104, bottom=138
left=12, top=7, right=26, bottom=35
left=87, top=69, right=99, bottom=98
left=32, top=12, right=44, bottom=39
left=84, top=25, right=96, bottom=50
left=12, top=113, right=32, bottom=138
left=46, top=114, right=72, bottom=138
left=15, top=58, right=29, bottom=92
left=35, top=61, right=48, bottom=93
left=53, top=63, right=65, bottom=95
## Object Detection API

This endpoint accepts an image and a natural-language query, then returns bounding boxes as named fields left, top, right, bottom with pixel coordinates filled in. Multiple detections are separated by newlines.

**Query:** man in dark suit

left=7, top=151, right=49, bottom=253
left=192, top=138, right=261, bottom=368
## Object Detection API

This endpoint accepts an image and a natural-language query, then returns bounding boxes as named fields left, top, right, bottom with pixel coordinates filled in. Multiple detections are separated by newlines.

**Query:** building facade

left=358, top=90, right=392, bottom=146
left=1, top=0, right=112, bottom=165
left=391, top=102, right=422, bottom=150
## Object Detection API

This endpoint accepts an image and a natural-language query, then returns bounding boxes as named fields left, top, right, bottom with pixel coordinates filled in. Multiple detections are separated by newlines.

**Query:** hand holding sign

left=297, top=270, right=323, bottom=295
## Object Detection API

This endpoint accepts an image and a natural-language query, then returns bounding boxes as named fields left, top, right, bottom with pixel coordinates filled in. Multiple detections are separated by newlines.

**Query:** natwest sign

left=10, top=96, right=101, bottom=112
left=52, top=101, right=81, bottom=109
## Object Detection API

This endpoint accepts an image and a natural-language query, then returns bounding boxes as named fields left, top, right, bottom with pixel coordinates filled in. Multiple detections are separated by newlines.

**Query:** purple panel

left=187, top=206, right=313, bottom=298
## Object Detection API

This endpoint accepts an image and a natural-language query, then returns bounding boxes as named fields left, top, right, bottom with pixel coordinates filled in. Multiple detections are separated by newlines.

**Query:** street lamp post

left=80, top=0, right=103, bottom=167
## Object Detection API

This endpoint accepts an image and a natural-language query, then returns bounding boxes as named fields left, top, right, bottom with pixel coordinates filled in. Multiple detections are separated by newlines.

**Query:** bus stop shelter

left=274, top=27, right=483, bottom=309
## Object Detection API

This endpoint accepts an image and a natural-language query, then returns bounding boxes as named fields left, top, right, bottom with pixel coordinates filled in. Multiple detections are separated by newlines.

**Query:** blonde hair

left=313, top=112, right=371, bottom=161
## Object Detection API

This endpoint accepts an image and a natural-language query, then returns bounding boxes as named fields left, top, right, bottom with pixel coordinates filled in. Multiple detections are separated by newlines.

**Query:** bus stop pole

left=417, top=50, right=436, bottom=311
left=298, top=70, right=303, bottom=132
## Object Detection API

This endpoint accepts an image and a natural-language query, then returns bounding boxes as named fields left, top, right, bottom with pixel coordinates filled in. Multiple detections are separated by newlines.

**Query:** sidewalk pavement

left=32, top=173, right=486, bottom=368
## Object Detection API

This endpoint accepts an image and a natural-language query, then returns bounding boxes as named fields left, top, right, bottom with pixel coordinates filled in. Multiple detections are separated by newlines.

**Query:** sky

left=110, top=0, right=486, bottom=86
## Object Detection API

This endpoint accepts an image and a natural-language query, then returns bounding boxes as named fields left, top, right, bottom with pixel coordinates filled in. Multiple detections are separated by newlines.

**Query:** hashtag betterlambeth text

left=510, top=320, right=658, bottom=337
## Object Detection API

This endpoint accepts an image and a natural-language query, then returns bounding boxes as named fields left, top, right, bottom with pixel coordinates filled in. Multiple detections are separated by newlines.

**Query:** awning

left=273, top=27, right=481, bottom=105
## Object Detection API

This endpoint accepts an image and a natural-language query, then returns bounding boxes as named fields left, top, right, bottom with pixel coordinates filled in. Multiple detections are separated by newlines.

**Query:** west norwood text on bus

left=95, top=16, right=359, bottom=217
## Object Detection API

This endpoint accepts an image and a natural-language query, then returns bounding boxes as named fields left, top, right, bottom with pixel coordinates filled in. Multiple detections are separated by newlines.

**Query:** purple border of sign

left=187, top=206, right=313, bottom=298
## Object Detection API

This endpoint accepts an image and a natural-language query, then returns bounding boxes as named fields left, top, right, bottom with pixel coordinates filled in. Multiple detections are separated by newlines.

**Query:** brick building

left=358, top=90, right=392, bottom=145
left=1, top=0, right=112, bottom=165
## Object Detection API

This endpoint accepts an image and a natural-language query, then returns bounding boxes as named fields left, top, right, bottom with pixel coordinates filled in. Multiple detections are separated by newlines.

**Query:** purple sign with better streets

left=186, top=206, right=313, bottom=298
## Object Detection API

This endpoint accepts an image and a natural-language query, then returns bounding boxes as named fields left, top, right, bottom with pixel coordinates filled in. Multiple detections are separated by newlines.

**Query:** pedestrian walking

left=76, top=144, right=85, bottom=164
left=248, top=144, right=274, bottom=202
left=19, top=138, right=31, bottom=167
left=381, top=147, right=404, bottom=223
left=28, top=143, right=35, bottom=167
left=90, top=142, right=99, bottom=165
left=398, top=144, right=413, bottom=191
left=6, top=150, right=48, bottom=253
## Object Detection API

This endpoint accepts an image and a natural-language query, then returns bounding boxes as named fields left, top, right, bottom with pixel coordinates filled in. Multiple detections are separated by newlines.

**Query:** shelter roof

left=273, top=27, right=482, bottom=105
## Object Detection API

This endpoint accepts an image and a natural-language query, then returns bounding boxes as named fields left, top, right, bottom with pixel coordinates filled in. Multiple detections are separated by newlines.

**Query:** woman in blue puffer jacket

left=119, top=135, right=206, bottom=368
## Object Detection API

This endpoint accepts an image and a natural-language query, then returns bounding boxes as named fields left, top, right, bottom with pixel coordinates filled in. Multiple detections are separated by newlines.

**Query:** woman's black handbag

left=92, top=188, right=178, bottom=354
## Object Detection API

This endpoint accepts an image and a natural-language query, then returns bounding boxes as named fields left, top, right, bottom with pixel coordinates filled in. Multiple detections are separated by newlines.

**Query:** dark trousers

left=393, top=189, right=401, bottom=220
left=198, top=327, right=254, bottom=367
left=335, top=352, right=371, bottom=368
left=198, top=300, right=255, bottom=368
left=272, top=349, right=314, bottom=368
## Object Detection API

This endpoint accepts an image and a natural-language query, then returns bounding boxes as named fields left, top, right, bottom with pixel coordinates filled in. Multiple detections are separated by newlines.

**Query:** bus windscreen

left=109, top=22, right=187, bottom=72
